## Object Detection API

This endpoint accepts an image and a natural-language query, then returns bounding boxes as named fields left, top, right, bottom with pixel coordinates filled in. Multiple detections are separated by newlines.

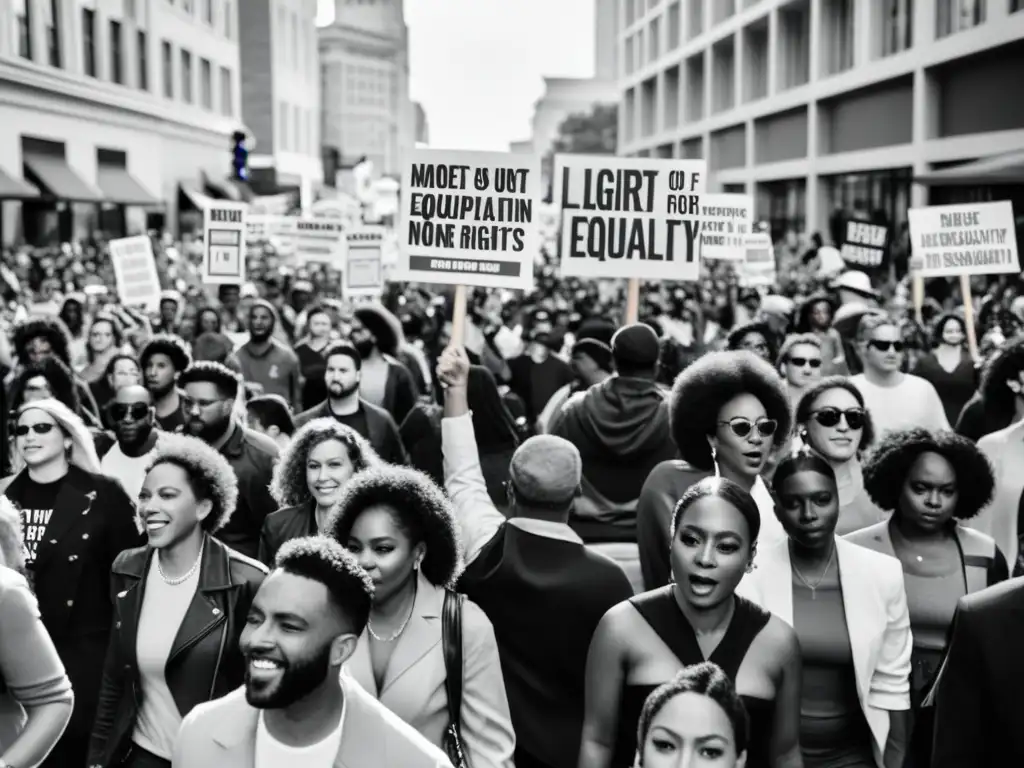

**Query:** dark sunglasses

left=15, top=423, right=56, bottom=436
left=109, top=402, right=150, bottom=422
left=718, top=417, right=778, bottom=438
left=810, top=407, right=866, bottom=430
left=868, top=340, right=904, bottom=353
left=788, top=357, right=822, bottom=368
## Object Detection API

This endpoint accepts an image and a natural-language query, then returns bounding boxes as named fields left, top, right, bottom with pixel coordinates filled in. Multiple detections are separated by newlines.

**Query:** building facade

left=239, top=0, right=323, bottom=205
left=0, top=0, right=247, bottom=243
left=596, top=0, right=620, bottom=80
left=319, top=0, right=414, bottom=178
left=617, top=0, right=1024, bottom=241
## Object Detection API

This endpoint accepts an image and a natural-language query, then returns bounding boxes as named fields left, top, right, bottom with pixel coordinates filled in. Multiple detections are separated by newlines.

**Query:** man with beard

left=294, top=342, right=407, bottom=465
left=140, top=335, right=192, bottom=433
left=350, top=305, right=419, bottom=427
left=180, top=361, right=279, bottom=558
left=235, top=300, right=302, bottom=411
left=100, top=384, right=160, bottom=501
left=172, top=537, right=450, bottom=767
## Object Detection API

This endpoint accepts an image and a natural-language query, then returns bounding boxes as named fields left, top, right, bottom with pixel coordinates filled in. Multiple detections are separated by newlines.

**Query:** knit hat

left=611, top=323, right=660, bottom=368
left=571, top=338, right=613, bottom=372
left=509, top=435, right=582, bottom=507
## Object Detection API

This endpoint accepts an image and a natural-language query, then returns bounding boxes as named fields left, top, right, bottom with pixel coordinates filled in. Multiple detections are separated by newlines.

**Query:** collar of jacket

left=219, top=422, right=246, bottom=459
left=5, top=462, right=94, bottom=496
left=113, top=533, right=237, bottom=592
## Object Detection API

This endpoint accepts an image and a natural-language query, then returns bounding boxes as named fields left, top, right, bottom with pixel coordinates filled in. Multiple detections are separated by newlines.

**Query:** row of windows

left=164, top=0, right=235, bottom=39
left=278, top=101, right=317, bottom=155
left=277, top=4, right=317, bottom=80
left=161, top=41, right=234, bottom=116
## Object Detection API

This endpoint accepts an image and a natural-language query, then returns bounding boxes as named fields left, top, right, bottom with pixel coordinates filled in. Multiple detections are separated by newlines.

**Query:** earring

left=711, top=445, right=720, bottom=478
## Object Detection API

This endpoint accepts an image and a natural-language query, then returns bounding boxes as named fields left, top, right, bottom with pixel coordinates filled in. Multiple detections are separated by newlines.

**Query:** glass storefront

left=823, top=167, right=912, bottom=245
left=756, top=178, right=806, bottom=242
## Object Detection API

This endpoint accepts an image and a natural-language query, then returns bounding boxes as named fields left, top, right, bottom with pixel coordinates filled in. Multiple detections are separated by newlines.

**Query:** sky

left=316, top=0, right=596, bottom=151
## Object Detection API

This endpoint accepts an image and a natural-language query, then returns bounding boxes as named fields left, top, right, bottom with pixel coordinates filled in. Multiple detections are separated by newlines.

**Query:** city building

left=414, top=100, right=429, bottom=145
left=239, top=0, right=323, bottom=207
left=319, top=0, right=415, bottom=178
left=618, top=0, right=1024, bottom=241
left=0, top=0, right=247, bottom=243
left=596, top=0, right=620, bottom=80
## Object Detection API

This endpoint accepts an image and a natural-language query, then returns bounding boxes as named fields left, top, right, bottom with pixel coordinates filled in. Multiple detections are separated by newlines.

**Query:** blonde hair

left=0, top=495, right=26, bottom=573
left=15, top=398, right=101, bottom=474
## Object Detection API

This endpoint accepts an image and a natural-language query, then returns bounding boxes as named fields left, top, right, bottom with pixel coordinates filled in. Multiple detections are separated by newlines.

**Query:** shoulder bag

left=442, top=588, right=471, bottom=768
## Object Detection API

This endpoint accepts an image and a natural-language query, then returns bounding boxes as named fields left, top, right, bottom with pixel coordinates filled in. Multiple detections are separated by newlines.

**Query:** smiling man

left=173, top=536, right=451, bottom=768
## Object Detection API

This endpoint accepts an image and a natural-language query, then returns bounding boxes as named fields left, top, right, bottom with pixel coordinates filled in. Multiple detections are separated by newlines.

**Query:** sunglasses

left=15, top=423, right=57, bottom=436
left=868, top=340, right=905, bottom=353
left=109, top=402, right=150, bottom=422
left=788, top=357, right=822, bottom=368
left=718, top=418, right=778, bottom=438
left=810, top=407, right=866, bottom=430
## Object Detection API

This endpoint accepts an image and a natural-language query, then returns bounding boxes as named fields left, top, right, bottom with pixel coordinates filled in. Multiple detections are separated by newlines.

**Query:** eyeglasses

left=810, top=407, right=866, bottom=430
left=180, top=395, right=223, bottom=411
left=717, top=418, right=778, bottom=438
left=868, top=340, right=905, bottom=353
left=109, top=402, right=150, bottom=422
left=15, top=423, right=56, bottom=436
left=788, top=357, right=822, bottom=368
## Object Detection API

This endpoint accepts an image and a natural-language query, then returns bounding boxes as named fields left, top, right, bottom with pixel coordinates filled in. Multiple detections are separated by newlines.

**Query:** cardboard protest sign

left=554, top=155, right=707, bottom=281
left=109, top=235, right=161, bottom=310
left=294, top=219, right=345, bottom=267
left=398, top=148, right=539, bottom=290
left=737, top=233, right=776, bottom=287
left=202, top=202, right=247, bottom=285
left=345, top=227, right=385, bottom=297
left=908, top=201, right=1019, bottom=278
left=699, top=193, right=753, bottom=260
left=246, top=214, right=297, bottom=242
left=840, top=219, right=889, bottom=268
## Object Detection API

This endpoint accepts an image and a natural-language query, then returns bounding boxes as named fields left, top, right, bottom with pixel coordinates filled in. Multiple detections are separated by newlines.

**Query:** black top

left=613, top=588, right=774, bottom=768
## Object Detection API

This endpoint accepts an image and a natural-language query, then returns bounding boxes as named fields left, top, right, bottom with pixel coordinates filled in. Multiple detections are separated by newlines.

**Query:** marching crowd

left=1, top=230, right=1024, bottom=768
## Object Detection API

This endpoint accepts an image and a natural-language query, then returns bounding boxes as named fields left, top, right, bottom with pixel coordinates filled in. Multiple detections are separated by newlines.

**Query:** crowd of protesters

left=0, top=220, right=1023, bottom=768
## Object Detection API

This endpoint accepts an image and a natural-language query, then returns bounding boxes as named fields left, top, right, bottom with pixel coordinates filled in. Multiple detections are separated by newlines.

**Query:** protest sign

left=202, top=202, right=247, bottom=285
left=345, top=227, right=385, bottom=297
left=295, top=218, right=345, bottom=267
left=737, top=233, right=777, bottom=287
left=247, top=214, right=297, bottom=242
left=555, top=155, right=707, bottom=281
left=398, top=148, right=540, bottom=290
left=109, top=235, right=161, bottom=310
left=699, top=193, right=753, bottom=260
left=840, top=219, right=889, bottom=268
left=908, top=201, right=1019, bottom=278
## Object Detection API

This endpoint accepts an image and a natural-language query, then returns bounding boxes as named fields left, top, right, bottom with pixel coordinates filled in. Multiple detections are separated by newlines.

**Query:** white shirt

left=101, top=443, right=157, bottom=505
left=255, top=700, right=344, bottom=768
left=850, top=373, right=950, bottom=441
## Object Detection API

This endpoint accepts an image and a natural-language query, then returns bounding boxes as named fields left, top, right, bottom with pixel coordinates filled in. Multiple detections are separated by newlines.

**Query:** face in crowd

left=899, top=451, right=958, bottom=534
left=862, top=322, right=904, bottom=374
left=89, top=319, right=117, bottom=356
left=110, top=357, right=142, bottom=391
left=138, top=460, right=213, bottom=549
left=21, top=375, right=53, bottom=403
left=709, top=394, right=777, bottom=481
left=249, top=305, right=276, bottom=343
left=641, top=690, right=747, bottom=768
left=801, top=387, right=866, bottom=465
left=24, top=335, right=54, bottom=365
left=109, top=385, right=154, bottom=451
left=307, top=310, right=332, bottom=340
left=324, top=351, right=360, bottom=401
left=782, top=343, right=823, bottom=390
left=348, top=317, right=376, bottom=359
left=145, top=353, right=179, bottom=399
left=16, top=408, right=70, bottom=469
left=306, top=438, right=358, bottom=511
left=940, top=318, right=965, bottom=348
left=774, top=467, right=840, bottom=552
left=183, top=380, right=234, bottom=442
left=809, top=301, right=832, bottom=331
left=346, top=505, right=425, bottom=605
left=736, top=331, right=771, bottom=362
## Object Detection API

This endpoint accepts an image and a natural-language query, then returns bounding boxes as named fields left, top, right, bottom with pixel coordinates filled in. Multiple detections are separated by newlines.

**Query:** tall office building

left=0, top=0, right=246, bottom=242
left=618, top=0, right=1024, bottom=240
left=319, top=0, right=415, bottom=177
left=595, top=0, right=620, bottom=80
left=239, top=0, right=323, bottom=201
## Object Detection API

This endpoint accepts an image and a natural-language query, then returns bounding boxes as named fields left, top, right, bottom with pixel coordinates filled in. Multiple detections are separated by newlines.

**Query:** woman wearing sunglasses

left=849, top=315, right=948, bottom=443
left=777, top=334, right=824, bottom=413
left=738, top=450, right=912, bottom=768
left=0, top=399, right=143, bottom=768
left=794, top=378, right=884, bottom=535
left=638, top=351, right=791, bottom=590
left=847, top=429, right=1005, bottom=767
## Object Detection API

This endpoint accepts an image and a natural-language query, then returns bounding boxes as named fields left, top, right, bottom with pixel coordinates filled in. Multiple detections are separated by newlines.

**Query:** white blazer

left=976, top=418, right=1024, bottom=569
left=736, top=537, right=912, bottom=767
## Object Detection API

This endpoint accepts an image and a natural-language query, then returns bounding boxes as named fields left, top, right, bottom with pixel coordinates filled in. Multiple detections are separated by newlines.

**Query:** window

left=280, top=103, right=290, bottom=151
left=137, top=31, right=148, bottom=90
left=203, top=0, right=214, bottom=24
left=13, top=0, right=31, bottom=60
left=44, top=0, right=61, bottom=67
left=82, top=8, right=97, bottom=77
left=881, top=0, right=913, bottom=56
left=110, top=20, right=124, bottom=84
left=824, top=0, right=854, bottom=75
left=162, top=40, right=174, bottom=98
left=937, top=0, right=986, bottom=37
left=224, top=0, right=233, bottom=38
left=181, top=50, right=193, bottom=103
left=200, top=58, right=212, bottom=109
left=220, top=66, right=232, bottom=115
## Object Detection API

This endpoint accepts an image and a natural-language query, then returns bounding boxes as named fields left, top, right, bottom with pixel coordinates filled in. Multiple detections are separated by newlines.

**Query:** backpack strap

left=442, top=588, right=464, bottom=735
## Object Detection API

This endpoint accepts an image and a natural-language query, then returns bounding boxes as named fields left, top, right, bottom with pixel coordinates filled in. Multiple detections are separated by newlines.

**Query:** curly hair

left=354, top=304, right=401, bottom=357
left=669, top=350, right=791, bottom=470
left=140, top=334, right=192, bottom=373
left=13, top=317, right=73, bottom=367
left=179, top=360, right=242, bottom=400
left=930, top=312, right=966, bottom=349
left=0, top=495, right=26, bottom=574
left=794, top=376, right=876, bottom=452
left=979, top=337, right=1024, bottom=418
left=862, top=428, right=994, bottom=521
left=9, top=358, right=80, bottom=414
left=324, top=466, right=463, bottom=588
left=269, top=418, right=382, bottom=508
left=726, top=321, right=778, bottom=361
left=145, top=433, right=239, bottom=533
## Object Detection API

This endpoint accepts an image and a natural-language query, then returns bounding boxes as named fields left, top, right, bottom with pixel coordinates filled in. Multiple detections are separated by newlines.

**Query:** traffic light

left=231, top=130, right=249, bottom=181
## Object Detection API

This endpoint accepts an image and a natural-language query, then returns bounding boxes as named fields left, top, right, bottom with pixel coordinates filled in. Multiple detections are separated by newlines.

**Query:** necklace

left=157, top=541, right=204, bottom=586
left=792, top=543, right=836, bottom=599
left=368, top=598, right=415, bottom=643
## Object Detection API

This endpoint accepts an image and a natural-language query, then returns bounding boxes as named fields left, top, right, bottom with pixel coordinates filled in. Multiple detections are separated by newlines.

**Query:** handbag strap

left=442, top=588, right=464, bottom=731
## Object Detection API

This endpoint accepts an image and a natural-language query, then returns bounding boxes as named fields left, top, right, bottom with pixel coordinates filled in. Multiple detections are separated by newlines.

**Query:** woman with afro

left=848, top=428, right=1006, bottom=767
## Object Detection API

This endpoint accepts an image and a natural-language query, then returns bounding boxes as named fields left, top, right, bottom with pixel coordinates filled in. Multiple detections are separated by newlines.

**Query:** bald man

left=100, top=384, right=160, bottom=503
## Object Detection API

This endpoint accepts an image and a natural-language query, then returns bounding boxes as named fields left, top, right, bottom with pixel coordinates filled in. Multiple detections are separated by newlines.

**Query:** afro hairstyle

left=13, top=316, right=73, bottom=367
left=145, top=433, right=239, bottom=533
left=140, top=334, right=193, bottom=373
left=979, top=337, right=1024, bottom=418
left=179, top=360, right=242, bottom=400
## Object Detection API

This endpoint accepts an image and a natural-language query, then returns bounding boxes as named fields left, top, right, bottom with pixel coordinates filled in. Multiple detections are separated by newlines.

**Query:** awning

left=227, top=178, right=255, bottom=202
left=96, top=164, right=161, bottom=206
left=179, top=183, right=217, bottom=210
left=915, top=149, right=1024, bottom=186
left=23, top=152, right=104, bottom=202
left=0, top=167, right=39, bottom=200
left=203, top=173, right=238, bottom=201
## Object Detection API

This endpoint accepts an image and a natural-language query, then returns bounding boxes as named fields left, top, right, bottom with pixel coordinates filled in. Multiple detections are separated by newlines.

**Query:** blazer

left=347, top=574, right=516, bottom=768
left=172, top=673, right=453, bottom=768
left=736, top=537, right=912, bottom=767
left=214, top=423, right=280, bottom=560
left=88, top=535, right=268, bottom=767
left=293, top=398, right=409, bottom=466
left=258, top=500, right=316, bottom=567
left=975, top=418, right=1024, bottom=572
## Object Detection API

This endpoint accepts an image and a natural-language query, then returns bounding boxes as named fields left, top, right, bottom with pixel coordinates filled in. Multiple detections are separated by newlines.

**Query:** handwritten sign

left=202, top=202, right=247, bottom=285
left=840, top=219, right=889, bottom=268
left=737, top=233, right=776, bottom=287
left=555, top=155, right=707, bottom=281
left=908, top=201, right=1019, bottom=278
left=108, top=235, right=161, bottom=310
left=398, top=148, right=540, bottom=290
left=699, top=193, right=753, bottom=260
left=345, top=227, right=385, bottom=297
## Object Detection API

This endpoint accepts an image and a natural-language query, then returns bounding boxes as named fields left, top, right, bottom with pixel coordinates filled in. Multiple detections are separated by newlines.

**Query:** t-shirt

left=157, top=403, right=187, bottom=434
left=101, top=443, right=157, bottom=504
left=255, top=706, right=344, bottom=768
left=327, top=408, right=370, bottom=446
left=236, top=341, right=301, bottom=406
left=18, top=476, right=60, bottom=569
left=850, top=373, right=950, bottom=442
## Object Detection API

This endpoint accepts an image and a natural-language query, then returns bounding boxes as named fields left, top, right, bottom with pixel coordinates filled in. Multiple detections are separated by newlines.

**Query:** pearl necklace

left=367, top=600, right=414, bottom=643
left=157, top=542, right=204, bottom=586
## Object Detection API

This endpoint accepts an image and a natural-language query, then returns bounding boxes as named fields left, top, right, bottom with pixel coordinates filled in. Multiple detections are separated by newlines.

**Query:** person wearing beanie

left=535, top=338, right=613, bottom=434
left=234, top=299, right=302, bottom=411
left=438, top=345, right=633, bottom=768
